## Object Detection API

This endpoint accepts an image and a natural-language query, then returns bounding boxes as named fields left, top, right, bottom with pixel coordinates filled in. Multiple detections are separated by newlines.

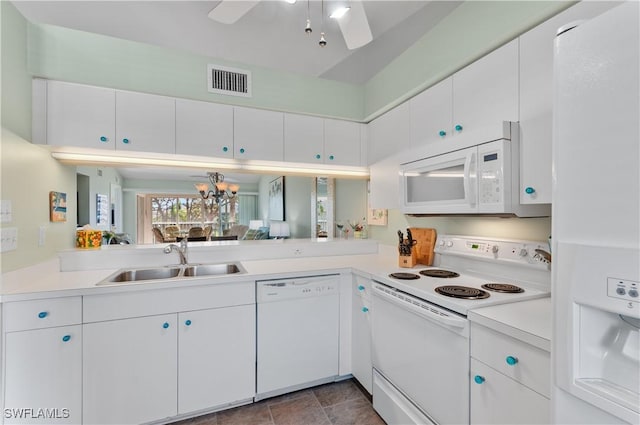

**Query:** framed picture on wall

left=268, top=176, right=285, bottom=221
left=96, top=193, right=109, bottom=226
left=367, top=208, right=388, bottom=226
left=49, top=191, right=67, bottom=222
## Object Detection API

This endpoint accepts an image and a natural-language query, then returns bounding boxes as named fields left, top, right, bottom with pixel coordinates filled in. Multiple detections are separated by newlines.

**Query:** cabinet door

left=471, top=358, right=549, bottom=424
left=115, top=91, right=175, bottom=154
left=234, top=107, right=284, bottom=161
left=178, top=305, right=256, bottom=414
left=410, top=77, right=453, bottom=146
left=351, top=280, right=372, bottom=394
left=453, top=39, right=519, bottom=135
left=324, top=119, right=362, bottom=166
left=46, top=81, right=115, bottom=149
left=367, top=102, right=410, bottom=165
left=83, top=314, right=177, bottom=425
left=4, top=326, right=82, bottom=424
left=284, top=113, right=324, bottom=163
left=175, top=99, right=233, bottom=158
left=519, top=2, right=616, bottom=204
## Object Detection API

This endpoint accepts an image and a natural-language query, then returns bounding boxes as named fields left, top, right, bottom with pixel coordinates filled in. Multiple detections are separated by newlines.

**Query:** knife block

left=398, top=246, right=418, bottom=268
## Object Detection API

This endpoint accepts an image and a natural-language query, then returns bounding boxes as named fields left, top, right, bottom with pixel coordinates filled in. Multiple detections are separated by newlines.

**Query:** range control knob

left=518, top=248, right=528, bottom=257
left=492, top=245, right=499, bottom=254
left=446, top=240, right=454, bottom=248
left=438, top=240, right=445, bottom=246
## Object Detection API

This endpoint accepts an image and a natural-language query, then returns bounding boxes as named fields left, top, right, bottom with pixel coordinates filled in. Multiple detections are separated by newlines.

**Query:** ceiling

left=12, top=0, right=463, bottom=85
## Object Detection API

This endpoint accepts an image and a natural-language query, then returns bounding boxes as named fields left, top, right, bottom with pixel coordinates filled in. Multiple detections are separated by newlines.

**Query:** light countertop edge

left=467, top=297, right=552, bottom=352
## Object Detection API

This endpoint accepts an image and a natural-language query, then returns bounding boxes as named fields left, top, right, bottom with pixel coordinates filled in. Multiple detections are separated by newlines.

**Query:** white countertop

left=468, top=297, right=551, bottom=352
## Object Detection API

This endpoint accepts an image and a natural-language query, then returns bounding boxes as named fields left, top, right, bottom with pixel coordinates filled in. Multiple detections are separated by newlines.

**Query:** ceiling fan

left=207, top=0, right=373, bottom=50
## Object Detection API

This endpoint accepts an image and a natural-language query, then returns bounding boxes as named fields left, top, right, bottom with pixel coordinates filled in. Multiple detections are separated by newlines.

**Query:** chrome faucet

left=164, top=239, right=188, bottom=265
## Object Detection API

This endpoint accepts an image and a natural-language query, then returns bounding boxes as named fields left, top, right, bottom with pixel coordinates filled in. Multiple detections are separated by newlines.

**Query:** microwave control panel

left=478, top=148, right=504, bottom=205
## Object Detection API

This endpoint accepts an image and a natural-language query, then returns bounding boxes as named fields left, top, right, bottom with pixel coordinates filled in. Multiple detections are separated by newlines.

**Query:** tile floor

left=172, top=379, right=385, bottom=425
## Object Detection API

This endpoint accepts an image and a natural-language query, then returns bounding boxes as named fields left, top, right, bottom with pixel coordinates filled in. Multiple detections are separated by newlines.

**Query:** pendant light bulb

left=319, top=32, right=327, bottom=47
left=305, top=18, right=312, bottom=34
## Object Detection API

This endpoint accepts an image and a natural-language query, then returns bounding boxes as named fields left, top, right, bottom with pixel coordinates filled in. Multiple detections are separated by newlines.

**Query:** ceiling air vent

left=207, top=64, right=252, bottom=98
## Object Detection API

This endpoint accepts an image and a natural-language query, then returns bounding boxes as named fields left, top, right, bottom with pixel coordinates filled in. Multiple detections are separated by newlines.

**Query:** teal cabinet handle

left=474, top=375, right=485, bottom=384
left=239, top=148, right=245, bottom=154
left=329, top=155, right=335, bottom=161
left=185, top=320, right=192, bottom=326
left=62, top=335, right=71, bottom=342
left=315, top=154, right=321, bottom=160
left=122, top=138, right=130, bottom=144
left=361, top=307, right=369, bottom=313
left=357, top=285, right=365, bottom=291
left=162, top=322, right=170, bottom=329
left=506, top=356, right=518, bottom=366
left=38, top=311, right=48, bottom=319
left=525, top=187, right=535, bottom=194
left=439, top=130, right=446, bottom=137
left=100, top=136, right=108, bottom=142
left=222, top=146, right=228, bottom=152
left=455, top=124, right=463, bottom=132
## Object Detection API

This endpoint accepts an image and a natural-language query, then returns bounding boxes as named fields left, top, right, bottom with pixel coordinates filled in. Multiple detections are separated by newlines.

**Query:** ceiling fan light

left=194, top=183, right=209, bottom=193
left=329, top=6, right=350, bottom=19
left=319, top=32, right=327, bottom=47
left=305, top=18, right=312, bottom=34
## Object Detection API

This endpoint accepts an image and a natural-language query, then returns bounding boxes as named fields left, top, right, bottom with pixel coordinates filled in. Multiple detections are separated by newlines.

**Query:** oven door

left=371, top=282, right=470, bottom=424
left=401, top=146, right=477, bottom=214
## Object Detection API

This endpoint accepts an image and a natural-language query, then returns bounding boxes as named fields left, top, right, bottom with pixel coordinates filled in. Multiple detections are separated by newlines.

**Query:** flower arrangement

left=348, top=218, right=367, bottom=238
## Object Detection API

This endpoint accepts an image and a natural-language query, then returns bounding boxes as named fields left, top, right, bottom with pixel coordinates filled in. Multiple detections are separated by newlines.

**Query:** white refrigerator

left=552, top=2, right=639, bottom=424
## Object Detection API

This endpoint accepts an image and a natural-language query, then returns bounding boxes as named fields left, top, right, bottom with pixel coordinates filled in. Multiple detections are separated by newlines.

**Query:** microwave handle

left=463, top=150, right=476, bottom=207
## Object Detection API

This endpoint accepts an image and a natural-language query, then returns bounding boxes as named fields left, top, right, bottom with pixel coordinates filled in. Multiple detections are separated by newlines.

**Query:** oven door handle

left=372, top=284, right=467, bottom=330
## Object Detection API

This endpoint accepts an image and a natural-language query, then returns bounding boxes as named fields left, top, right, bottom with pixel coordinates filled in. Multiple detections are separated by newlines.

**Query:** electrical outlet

left=39, top=225, right=47, bottom=247
left=0, top=227, right=18, bottom=252
left=0, top=200, right=12, bottom=223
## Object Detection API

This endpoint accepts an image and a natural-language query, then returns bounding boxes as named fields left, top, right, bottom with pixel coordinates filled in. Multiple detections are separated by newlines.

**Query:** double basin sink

left=98, top=263, right=244, bottom=285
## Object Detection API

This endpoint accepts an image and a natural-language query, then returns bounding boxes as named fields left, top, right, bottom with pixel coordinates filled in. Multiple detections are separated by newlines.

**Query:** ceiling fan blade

left=337, top=1, right=373, bottom=50
left=207, top=0, right=261, bottom=25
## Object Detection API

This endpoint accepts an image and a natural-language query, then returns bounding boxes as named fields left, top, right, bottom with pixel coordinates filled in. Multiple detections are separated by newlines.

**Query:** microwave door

left=402, top=147, right=478, bottom=214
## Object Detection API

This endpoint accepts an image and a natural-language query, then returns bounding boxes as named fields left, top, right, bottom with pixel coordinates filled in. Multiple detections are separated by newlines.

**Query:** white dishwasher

left=256, top=274, right=340, bottom=400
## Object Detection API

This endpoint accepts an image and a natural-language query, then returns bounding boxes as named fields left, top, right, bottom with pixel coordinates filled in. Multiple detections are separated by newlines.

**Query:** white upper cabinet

left=234, top=106, right=284, bottom=161
left=518, top=1, right=616, bottom=204
left=44, top=80, right=116, bottom=149
left=368, top=102, right=410, bottom=165
left=115, top=91, right=176, bottom=154
left=324, top=119, right=362, bottom=166
left=176, top=99, right=234, bottom=158
left=410, top=77, right=453, bottom=146
left=284, top=113, right=324, bottom=163
left=453, top=39, right=519, bottom=135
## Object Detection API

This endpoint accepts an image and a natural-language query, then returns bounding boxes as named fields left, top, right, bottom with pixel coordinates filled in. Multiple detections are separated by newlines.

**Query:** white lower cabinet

left=178, top=305, right=255, bottom=414
left=4, top=326, right=82, bottom=425
left=83, top=314, right=178, bottom=425
left=470, top=323, right=550, bottom=424
left=351, top=275, right=372, bottom=394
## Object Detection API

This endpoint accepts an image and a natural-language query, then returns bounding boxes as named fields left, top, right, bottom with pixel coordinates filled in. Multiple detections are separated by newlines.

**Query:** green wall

left=1, top=1, right=76, bottom=273
left=27, top=23, right=364, bottom=121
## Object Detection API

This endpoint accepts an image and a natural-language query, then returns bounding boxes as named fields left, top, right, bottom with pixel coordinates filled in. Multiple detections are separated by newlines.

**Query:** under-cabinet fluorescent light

left=330, top=6, right=350, bottom=19
left=284, top=0, right=297, bottom=3
left=50, top=152, right=369, bottom=178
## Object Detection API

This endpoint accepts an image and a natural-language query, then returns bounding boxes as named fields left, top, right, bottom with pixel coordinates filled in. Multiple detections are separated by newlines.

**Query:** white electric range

left=370, top=235, right=551, bottom=425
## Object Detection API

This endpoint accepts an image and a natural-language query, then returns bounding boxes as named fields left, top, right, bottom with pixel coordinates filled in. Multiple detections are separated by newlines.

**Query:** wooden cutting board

left=409, top=227, right=437, bottom=266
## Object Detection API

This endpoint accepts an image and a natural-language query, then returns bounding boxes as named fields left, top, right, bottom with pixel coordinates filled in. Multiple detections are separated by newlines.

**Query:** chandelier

left=194, top=172, right=239, bottom=204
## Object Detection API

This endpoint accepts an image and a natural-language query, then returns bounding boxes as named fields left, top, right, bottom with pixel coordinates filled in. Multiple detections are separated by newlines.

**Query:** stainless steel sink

left=107, top=267, right=182, bottom=283
left=182, top=263, right=242, bottom=277
left=97, top=262, right=245, bottom=285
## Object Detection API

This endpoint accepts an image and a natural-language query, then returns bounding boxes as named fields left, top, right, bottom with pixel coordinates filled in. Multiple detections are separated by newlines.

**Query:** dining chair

left=188, top=227, right=205, bottom=238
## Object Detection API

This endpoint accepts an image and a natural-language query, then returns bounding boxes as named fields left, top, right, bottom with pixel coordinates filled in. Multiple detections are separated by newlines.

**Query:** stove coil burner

left=389, top=272, right=421, bottom=280
left=419, top=269, right=460, bottom=278
left=435, top=285, right=490, bottom=299
left=481, top=283, right=524, bottom=293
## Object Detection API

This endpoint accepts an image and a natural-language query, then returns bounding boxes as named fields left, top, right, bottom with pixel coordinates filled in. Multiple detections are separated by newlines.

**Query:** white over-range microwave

left=400, top=122, right=550, bottom=217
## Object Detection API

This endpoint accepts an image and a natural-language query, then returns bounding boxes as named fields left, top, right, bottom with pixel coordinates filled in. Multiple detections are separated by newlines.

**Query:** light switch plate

left=0, top=227, right=18, bottom=252
left=0, top=200, right=12, bottom=223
